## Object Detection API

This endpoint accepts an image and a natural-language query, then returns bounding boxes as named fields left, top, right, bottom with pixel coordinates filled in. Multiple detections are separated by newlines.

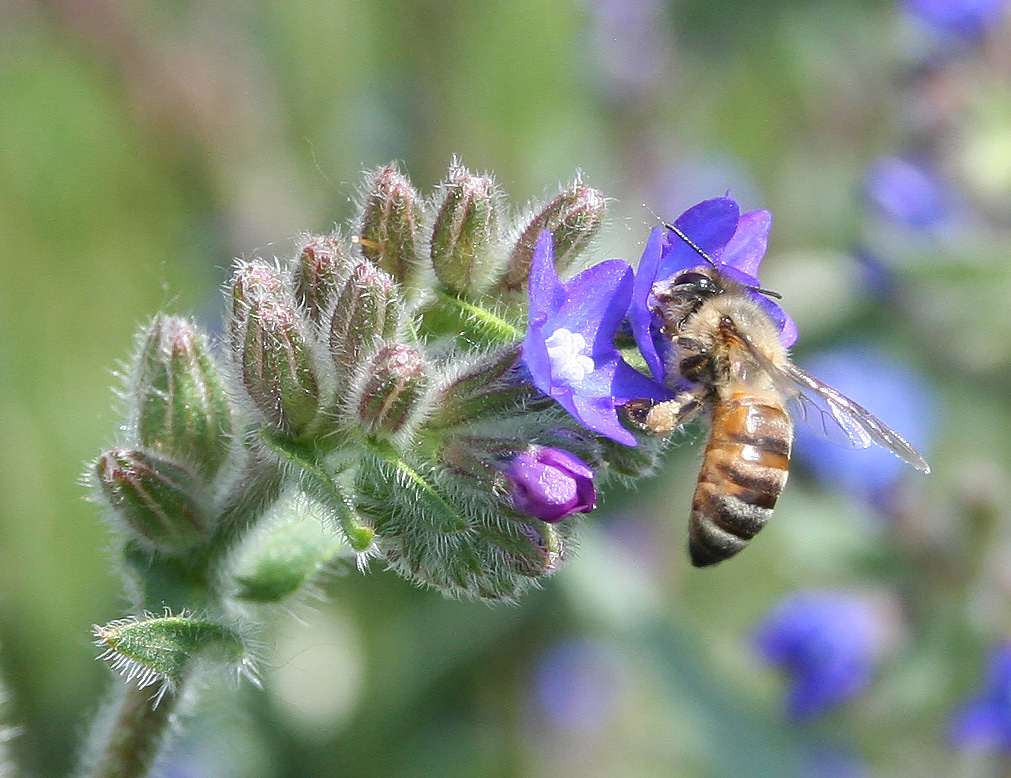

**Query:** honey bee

left=623, top=228, right=930, bottom=567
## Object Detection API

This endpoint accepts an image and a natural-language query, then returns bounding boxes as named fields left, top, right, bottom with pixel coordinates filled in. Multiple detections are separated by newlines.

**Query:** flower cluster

left=89, top=162, right=823, bottom=714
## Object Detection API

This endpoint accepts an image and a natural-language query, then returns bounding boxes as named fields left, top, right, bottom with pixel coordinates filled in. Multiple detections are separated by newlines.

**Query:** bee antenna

left=747, top=284, right=782, bottom=299
left=662, top=221, right=718, bottom=267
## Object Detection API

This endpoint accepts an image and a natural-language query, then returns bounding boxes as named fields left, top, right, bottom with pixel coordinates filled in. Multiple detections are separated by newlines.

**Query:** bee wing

left=783, top=362, right=930, bottom=473
left=725, top=324, right=930, bottom=474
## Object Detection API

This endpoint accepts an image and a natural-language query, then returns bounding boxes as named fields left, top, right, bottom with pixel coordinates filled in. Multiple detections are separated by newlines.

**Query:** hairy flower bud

left=230, top=263, right=321, bottom=438
left=95, top=614, right=251, bottom=702
left=501, top=182, right=606, bottom=292
left=328, top=261, right=401, bottom=390
left=357, top=164, right=430, bottom=304
left=291, top=234, right=353, bottom=324
left=505, top=446, right=596, bottom=522
left=132, top=315, right=233, bottom=480
left=96, top=448, right=212, bottom=553
left=355, top=344, right=430, bottom=440
left=430, top=164, right=502, bottom=296
left=427, top=346, right=530, bottom=429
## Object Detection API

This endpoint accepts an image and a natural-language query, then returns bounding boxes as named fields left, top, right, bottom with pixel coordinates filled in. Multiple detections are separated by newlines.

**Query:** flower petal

left=722, top=209, right=772, bottom=277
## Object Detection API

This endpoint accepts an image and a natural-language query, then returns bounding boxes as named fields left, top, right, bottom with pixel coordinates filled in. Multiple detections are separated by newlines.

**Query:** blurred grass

left=2, top=0, right=1009, bottom=776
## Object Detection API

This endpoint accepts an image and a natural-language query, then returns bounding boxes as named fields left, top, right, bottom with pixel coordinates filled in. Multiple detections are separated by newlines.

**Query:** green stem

left=75, top=682, right=183, bottom=778
left=423, top=289, right=522, bottom=347
left=260, top=431, right=375, bottom=551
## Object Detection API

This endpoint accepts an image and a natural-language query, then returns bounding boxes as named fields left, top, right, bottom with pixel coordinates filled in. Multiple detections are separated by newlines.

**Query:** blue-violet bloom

left=630, top=197, right=797, bottom=383
left=523, top=231, right=671, bottom=446
left=864, top=155, right=952, bottom=229
left=506, top=446, right=596, bottom=522
left=950, top=642, right=1011, bottom=751
left=904, top=0, right=1009, bottom=40
left=753, top=591, right=884, bottom=720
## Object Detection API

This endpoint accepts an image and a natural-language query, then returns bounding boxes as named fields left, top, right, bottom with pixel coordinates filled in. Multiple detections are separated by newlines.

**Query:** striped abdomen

left=688, top=394, right=793, bottom=567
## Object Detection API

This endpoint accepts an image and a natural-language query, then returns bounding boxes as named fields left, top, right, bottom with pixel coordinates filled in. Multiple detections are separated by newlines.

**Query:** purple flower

left=864, top=156, right=952, bottom=229
left=629, top=198, right=797, bottom=382
left=754, top=591, right=885, bottom=720
left=506, top=446, right=596, bottom=522
left=950, top=643, right=1011, bottom=751
left=903, top=0, right=1008, bottom=40
left=792, top=345, right=936, bottom=511
left=523, top=231, right=671, bottom=446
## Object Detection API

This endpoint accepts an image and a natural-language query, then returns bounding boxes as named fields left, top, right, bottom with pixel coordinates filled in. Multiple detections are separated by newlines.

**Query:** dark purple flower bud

left=505, top=446, right=597, bottom=522
left=501, top=182, right=606, bottom=292
left=430, top=163, right=503, bottom=296
left=864, top=156, right=952, bottom=229
left=96, top=448, right=212, bottom=553
left=356, top=164, right=430, bottom=303
left=792, top=345, right=936, bottom=512
left=230, top=262, right=321, bottom=437
left=753, top=591, right=891, bottom=720
left=355, top=343, right=430, bottom=440
left=132, top=315, right=233, bottom=480
left=950, top=642, right=1011, bottom=751
left=328, top=260, right=401, bottom=390
left=903, top=0, right=1008, bottom=40
left=522, top=232, right=672, bottom=445
left=291, top=234, right=352, bottom=324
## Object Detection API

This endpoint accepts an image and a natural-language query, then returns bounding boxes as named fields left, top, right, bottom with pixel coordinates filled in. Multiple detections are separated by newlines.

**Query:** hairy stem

left=75, top=682, right=183, bottom=778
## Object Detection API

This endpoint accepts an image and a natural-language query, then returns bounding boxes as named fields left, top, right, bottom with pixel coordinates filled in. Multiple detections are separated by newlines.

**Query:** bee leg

left=621, top=389, right=705, bottom=436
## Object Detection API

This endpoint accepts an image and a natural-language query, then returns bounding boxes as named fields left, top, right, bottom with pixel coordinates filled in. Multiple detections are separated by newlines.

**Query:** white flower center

left=544, top=328, right=595, bottom=384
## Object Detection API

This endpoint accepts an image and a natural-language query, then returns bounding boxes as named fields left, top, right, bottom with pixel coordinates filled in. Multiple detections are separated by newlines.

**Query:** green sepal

left=418, top=288, right=522, bottom=348
left=95, top=614, right=249, bottom=696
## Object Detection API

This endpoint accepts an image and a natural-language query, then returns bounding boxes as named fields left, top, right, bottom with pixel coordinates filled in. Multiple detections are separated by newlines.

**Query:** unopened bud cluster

left=219, top=161, right=623, bottom=600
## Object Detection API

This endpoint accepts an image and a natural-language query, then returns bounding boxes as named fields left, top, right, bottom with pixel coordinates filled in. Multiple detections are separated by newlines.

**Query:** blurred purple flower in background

left=585, top=0, right=671, bottom=97
left=506, top=446, right=596, bottom=522
left=754, top=591, right=887, bottom=720
left=950, top=642, right=1011, bottom=751
left=903, top=0, right=1009, bottom=40
left=864, top=155, right=953, bottom=229
left=792, top=345, right=936, bottom=510
left=523, top=232, right=670, bottom=446
left=531, top=637, right=627, bottom=733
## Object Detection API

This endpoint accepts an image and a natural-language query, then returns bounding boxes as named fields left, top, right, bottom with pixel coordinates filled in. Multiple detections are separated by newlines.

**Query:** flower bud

left=328, top=261, right=401, bottom=390
left=356, top=164, right=430, bottom=304
left=427, top=346, right=530, bottom=429
left=430, top=164, right=502, bottom=296
left=132, top=315, right=233, bottom=480
left=96, top=448, right=212, bottom=553
left=505, top=446, right=596, bottom=522
left=95, top=614, right=251, bottom=701
left=355, top=344, right=430, bottom=440
left=291, top=234, right=352, bottom=324
left=230, top=262, right=321, bottom=438
left=501, top=182, right=606, bottom=292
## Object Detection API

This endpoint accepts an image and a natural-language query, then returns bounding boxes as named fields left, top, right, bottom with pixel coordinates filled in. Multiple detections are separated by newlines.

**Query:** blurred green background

left=3, top=0, right=1011, bottom=776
